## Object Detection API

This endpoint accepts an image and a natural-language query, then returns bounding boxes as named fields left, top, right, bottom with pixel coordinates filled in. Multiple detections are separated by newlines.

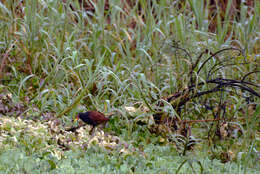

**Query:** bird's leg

left=86, top=126, right=96, bottom=147
left=89, top=126, right=96, bottom=136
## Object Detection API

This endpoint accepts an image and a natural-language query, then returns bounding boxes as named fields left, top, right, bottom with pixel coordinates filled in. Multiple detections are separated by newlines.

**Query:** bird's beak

left=74, top=114, right=79, bottom=123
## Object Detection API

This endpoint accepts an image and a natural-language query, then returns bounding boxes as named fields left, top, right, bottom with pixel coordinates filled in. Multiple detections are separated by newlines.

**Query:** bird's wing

left=90, top=111, right=109, bottom=124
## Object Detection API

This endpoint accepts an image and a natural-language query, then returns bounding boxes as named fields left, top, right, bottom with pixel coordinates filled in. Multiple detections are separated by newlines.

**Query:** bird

left=75, top=111, right=110, bottom=135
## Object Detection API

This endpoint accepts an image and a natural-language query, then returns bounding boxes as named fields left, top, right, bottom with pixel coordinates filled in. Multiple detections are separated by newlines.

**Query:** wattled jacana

left=75, top=111, right=109, bottom=135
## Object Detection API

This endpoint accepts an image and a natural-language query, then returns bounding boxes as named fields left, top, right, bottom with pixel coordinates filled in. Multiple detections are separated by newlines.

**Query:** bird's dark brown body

left=76, top=111, right=109, bottom=126
left=75, top=111, right=109, bottom=134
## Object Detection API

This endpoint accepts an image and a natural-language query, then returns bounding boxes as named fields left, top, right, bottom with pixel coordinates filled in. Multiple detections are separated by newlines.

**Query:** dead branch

left=179, top=117, right=247, bottom=124
left=154, top=46, right=259, bottom=128
left=0, top=41, right=17, bottom=81
left=197, top=47, right=242, bottom=75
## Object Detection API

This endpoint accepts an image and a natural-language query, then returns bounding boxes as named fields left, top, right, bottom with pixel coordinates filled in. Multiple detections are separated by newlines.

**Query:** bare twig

left=189, top=49, right=209, bottom=85
left=241, top=71, right=260, bottom=82
left=0, top=40, right=17, bottom=81
left=179, top=117, right=246, bottom=124
left=197, top=47, right=241, bottom=75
